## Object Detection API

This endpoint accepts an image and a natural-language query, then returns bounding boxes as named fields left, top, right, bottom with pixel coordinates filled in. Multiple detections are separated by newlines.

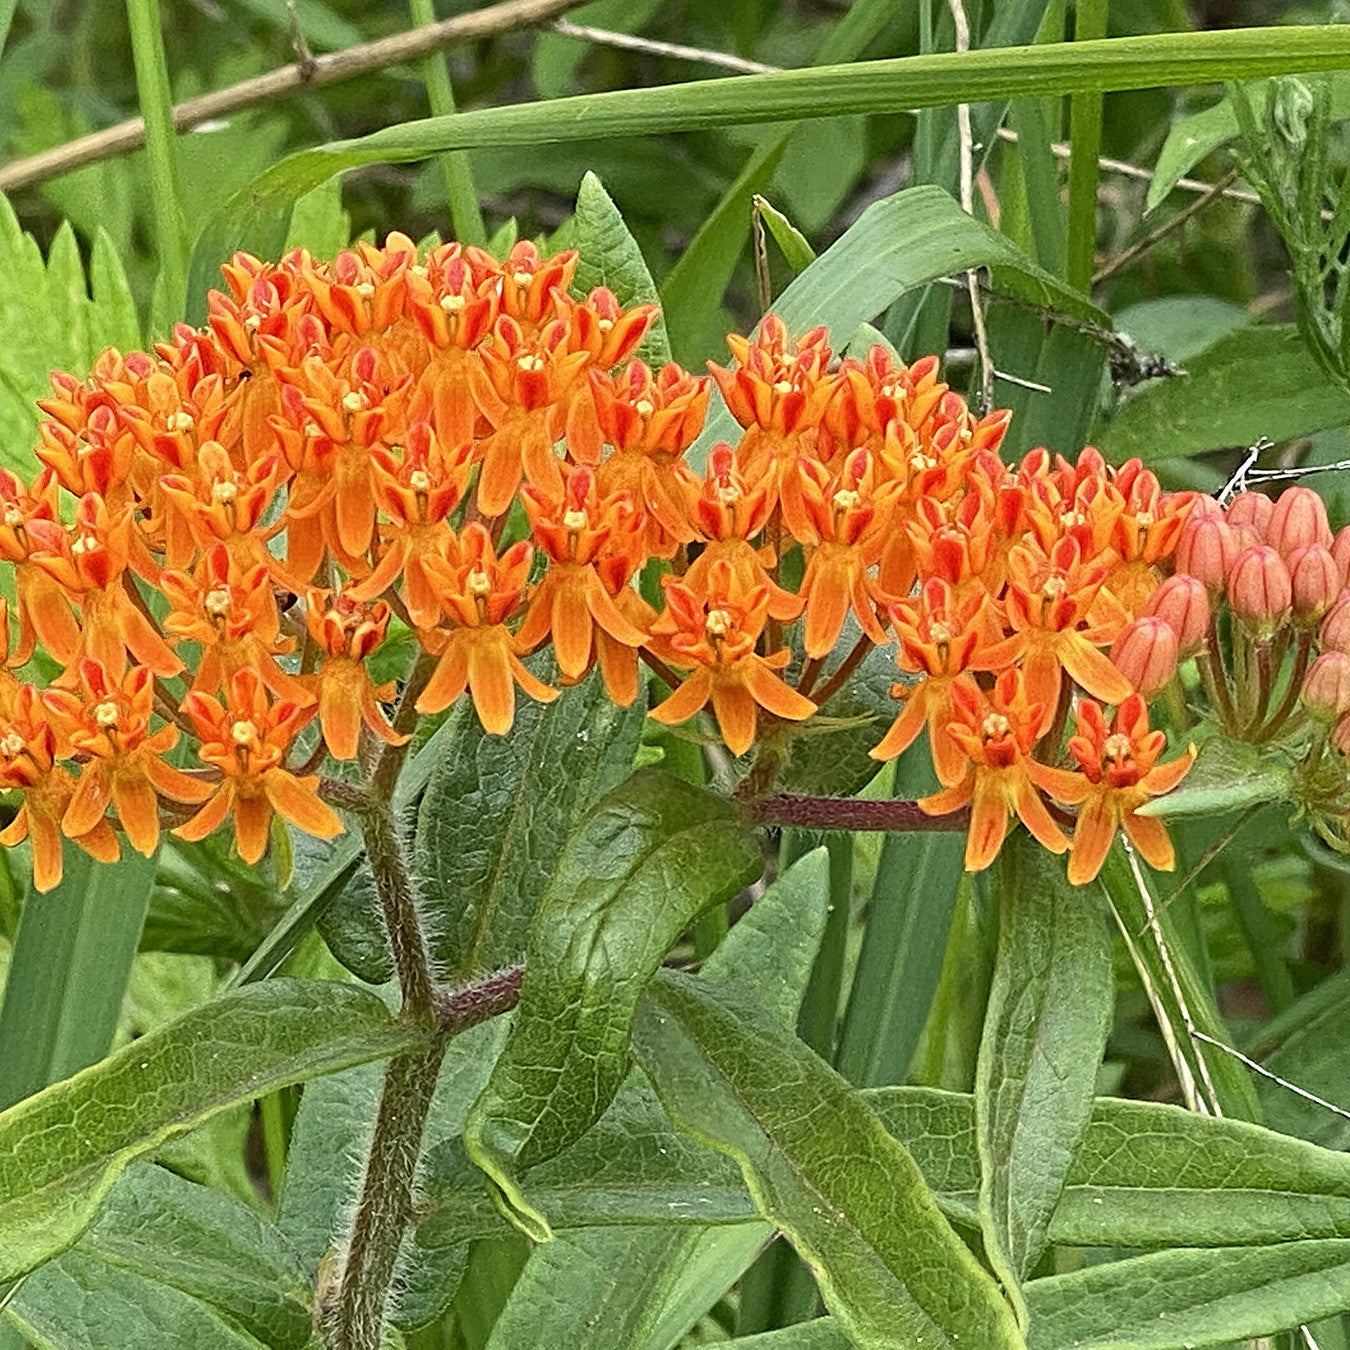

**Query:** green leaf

left=1259, top=972, right=1350, bottom=1151
left=1133, top=733, right=1295, bottom=818
left=0, top=847, right=158, bottom=1111
left=459, top=850, right=830, bottom=1350
left=1097, top=845, right=1260, bottom=1120
left=571, top=171, right=670, bottom=367
left=464, top=769, right=761, bottom=1239
left=0, top=195, right=141, bottom=466
left=0, top=978, right=419, bottom=1281
left=7, top=1165, right=318, bottom=1349
left=415, top=667, right=647, bottom=982
left=1101, top=323, right=1350, bottom=464
left=1148, top=72, right=1350, bottom=210
left=976, top=837, right=1114, bottom=1302
left=632, top=975, right=1023, bottom=1350
left=206, top=29, right=1350, bottom=262
left=717, top=1326, right=852, bottom=1349
left=755, top=195, right=818, bottom=276
left=282, top=175, right=351, bottom=259
left=694, top=185, right=1106, bottom=461
left=1024, top=1239, right=1350, bottom=1349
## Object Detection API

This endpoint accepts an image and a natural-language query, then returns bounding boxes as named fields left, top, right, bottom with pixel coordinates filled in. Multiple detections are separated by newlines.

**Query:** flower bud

left=1144, top=574, right=1209, bottom=655
left=1333, top=525, right=1350, bottom=585
left=1333, top=709, right=1350, bottom=756
left=1226, top=491, right=1273, bottom=539
left=1186, top=495, right=1224, bottom=525
left=1266, top=485, right=1333, bottom=557
left=1174, top=517, right=1239, bottom=593
left=1228, top=545, right=1292, bottom=633
left=1324, top=593, right=1350, bottom=655
left=1289, top=544, right=1342, bottom=622
left=1303, top=651, right=1350, bottom=722
left=1110, top=616, right=1179, bottom=698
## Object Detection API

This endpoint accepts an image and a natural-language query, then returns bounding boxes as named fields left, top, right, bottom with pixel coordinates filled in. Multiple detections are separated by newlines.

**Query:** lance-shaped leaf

left=1133, top=731, right=1295, bottom=819
left=976, top=836, right=1114, bottom=1307
left=0, top=979, right=419, bottom=1281
left=7, top=1164, right=319, bottom=1350
left=415, top=667, right=646, bottom=982
left=1024, top=1239, right=1350, bottom=1349
left=571, top=171, right=670, bottom=367
left=464, top=769, right=761, bottom=1239
left=464, top=850, right=829, bottom=1350
left=632, top=974, right=1023, bottom=1350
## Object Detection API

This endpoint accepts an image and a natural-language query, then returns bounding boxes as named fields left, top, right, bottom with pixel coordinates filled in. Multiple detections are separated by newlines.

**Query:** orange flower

left=783, top=449, right=894, bottom=657
left=0, top=685, right=119, bottom=891
left=871, top=578, right=1017, bottom=783
left=1000, top=535, right=1132, bottom=732
left=161, top=543, right=304, bottom=698
left=415, top=523, right=556, bottom=733
left=42, top=660, right=211, bottom=857
left=918, top=670, right=1068, bottom=871
left=305, top=590, right=407, bottom=760
left=1031, top=696, right=1195, bottom=885
left=516, top=467, right=650, bottom=695
left=648, top=559, right=815, bottom=756
left=348, top=420, right=474, bottom=628
left=176, top=667, right=342, bottom=864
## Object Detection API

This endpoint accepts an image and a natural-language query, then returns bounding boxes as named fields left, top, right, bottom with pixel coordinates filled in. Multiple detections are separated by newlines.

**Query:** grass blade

left=1065, top=0, right=1108, bottom=290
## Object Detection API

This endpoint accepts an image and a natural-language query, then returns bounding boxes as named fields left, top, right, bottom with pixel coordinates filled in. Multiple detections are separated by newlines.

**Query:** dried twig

left=0, top=0, right=588, bottom=194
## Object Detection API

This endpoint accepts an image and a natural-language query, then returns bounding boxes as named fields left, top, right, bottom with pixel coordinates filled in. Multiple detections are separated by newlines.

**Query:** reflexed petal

left=1140, top=744, right=1196, bottom=797
left=1060, top=634, right=1134, bottom=706
left=1013, top=774, right=1069, bottom=855
left=233, top=793, right=274, bottom=865
left=319, top=672, right=364, bottom=761
left=649, top=669, right=713, bottom=727
left=63, top=766, right=111, bottom=840
left=416, top=640, right=470, bottom=715
left=918, top=776, right=974, bottom=817
left=1027, top=761, right=1092, bottom=805
left=552, top=578, right=595, bottom=679
left=743, top=659, right=816, bottom=722
left=1067, top=795, right=1118, bottom=886
left=508, top=652, right=559, bottom=705
left=1122, top=811, right=1177, bottom=873
left=174, top=788, right=233, bottom=844
left=467, top=636, right=517, bottom=735
left=869, top=687, right=929, bottom=763
left=265, top=769, right=343, bottom=840
left=111, top=774, right=161, bottom=856
left=144, top=757, right=214, bottom=803
left=710, top=678, right=758, bottom=756
left=28, top=813, right=65, bottom=893
left=965, top=779, right=1009, bottom=871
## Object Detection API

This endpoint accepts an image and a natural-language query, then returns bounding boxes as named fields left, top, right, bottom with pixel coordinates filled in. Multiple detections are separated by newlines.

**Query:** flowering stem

left=746, top=793, right=968, bottom=832
left=640, top=647, right=681, bottom=691
left=1256, top=631, right=1312, bottom=743
left=1199, top=619, right=1238, bottom=733
left=810, top=635, right=874, bottom=709
left=322, top=1036, right=448, bottom=1350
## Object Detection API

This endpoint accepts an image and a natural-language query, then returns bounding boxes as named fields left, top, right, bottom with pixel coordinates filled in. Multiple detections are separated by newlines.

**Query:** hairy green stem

left=322, top=1037, right=448, bottom=1350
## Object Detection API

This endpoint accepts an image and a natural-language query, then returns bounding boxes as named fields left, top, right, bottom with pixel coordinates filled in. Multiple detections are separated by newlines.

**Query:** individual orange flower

left=176, top=667, right=342, bottom=864
left=161, top=543, right=304, bottom=698
left=682, top=444, right=802, bottom=623
left=1031, top=696, right=1195, bottom=884
left=648, top=559, right=815, bottom=756
left=918, top=670, right=1068, bottom=871
left=0, top=685, right=119, bottom=891
left=1000, top=535, right=1133, bottom=732
left=41, top=660, right=211, bottom=857
left=871, top=578, right=1018, bottom=783
left=516, top=467, right=650, bottom=695
left=0, top=468, right=81, bottom=667
left=305, top=590, right=407, bottom=760
left=29, top=494, right=182, bottom=680
left=782, top=448, right=895, bottom=657
left=414, top=523, right=556, bottom=733
left=347, top=420, right=475, bottom=628
left=468, top=314, right=591, bottom=516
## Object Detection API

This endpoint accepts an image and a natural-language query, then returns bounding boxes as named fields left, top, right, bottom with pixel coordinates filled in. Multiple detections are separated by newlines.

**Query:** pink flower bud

left=1289, top=544, right=1342, bottom=622
left=1323, top=593, right=1350, bottom=655
left=1144, top=574, right=1210, bottom=655
left=1228, top=545, right=1292, bottom=632
left=1266, top=486, right=1333, bottom=557
left=1303, top=652, right=1350, bottom=722
left=1333, top=525, right=1350, bottom=585
left=1110, top=617, right=1179, bottom=698
left=1226, top=491, right=1274, bottom=538
left=1186, top=495, right=1225, bottom=525
left=1333, top=709, right=1350, bottom=756
left=1175, top=517, right=1239, bottom=593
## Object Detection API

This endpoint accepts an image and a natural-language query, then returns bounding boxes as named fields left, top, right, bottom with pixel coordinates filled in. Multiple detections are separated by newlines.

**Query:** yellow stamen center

left=772, top=379, right=794, bottom=395
left=4, top=505, right=22, bottom=528
left=440, top=293, right=466, bottom=313
left=597, top=317, right=614, bottom=332
left=341, top=391, right=364, bottom=413
left=705, top=608, right=733, bottom=638
left=982, top=712, right=1010, bottom=741
left=231, top=719, right=259, bottom=748
left=244, top=314, right=262, bottom=332
left=562, top=508, right=588, bottom=532
left=1103, top=732, right=1134, bottom=765
left=212, top=479, right=239, bottom=504
left=94, top=701, right=120, bottom=728
left=517, top=354, right=544, bottom=373
left=467, top=568, right=492, bottom=595
left=929, top=621, right=953, bottom=643
left=512, top=269, right=533, bottom=288
left=1042, top=575, right=1068, bottom=600
left=72, top=533, right=96, bottom=555
left=167, top=412, right=194, bottom=432
left=0, top=732, right=24, bottom=758
left=634, top=398, right=655, bottom=417
left=833, top=488, right=861, bottom=512
left=205, top=586, right=233, bottom=617
left=355, top=282, right=375, bottom=298
left=409, top=469, right=431, bottom=493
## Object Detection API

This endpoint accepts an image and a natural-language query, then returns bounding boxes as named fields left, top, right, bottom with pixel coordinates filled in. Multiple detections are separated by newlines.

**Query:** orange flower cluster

left=0, top=234, right=1214, bottom=892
